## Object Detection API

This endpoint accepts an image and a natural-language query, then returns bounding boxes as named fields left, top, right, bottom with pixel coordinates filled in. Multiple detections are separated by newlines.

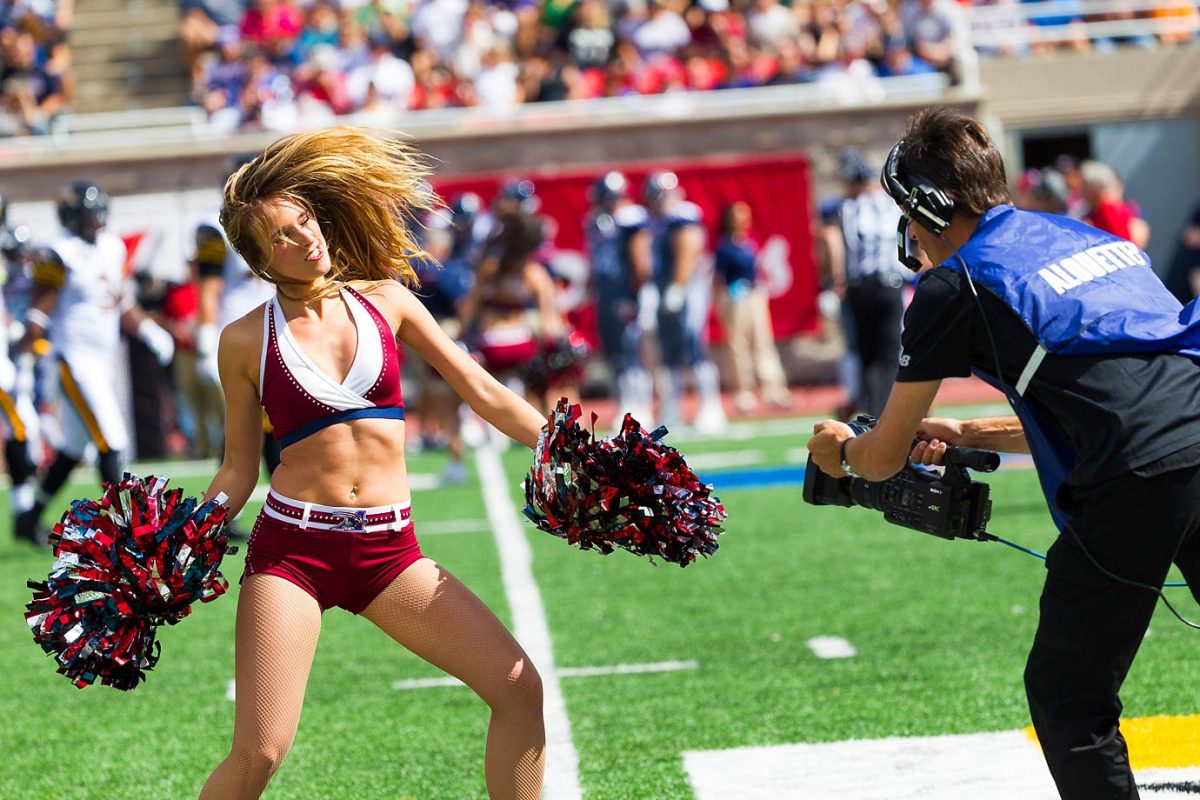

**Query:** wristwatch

left=839, top=438, right=860, bottom=478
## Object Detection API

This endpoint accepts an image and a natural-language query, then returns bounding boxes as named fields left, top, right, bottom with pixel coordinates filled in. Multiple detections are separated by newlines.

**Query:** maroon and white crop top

left=259, top=286, right=405, bottom=448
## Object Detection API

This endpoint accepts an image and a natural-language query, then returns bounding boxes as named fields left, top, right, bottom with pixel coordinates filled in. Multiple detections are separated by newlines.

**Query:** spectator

left=1054, top=154, right=1088, bottom=218
left=713, top=201, right=791, bottom=415
left=1014, top=166, right=1070, bottom=215
left=410, top=0, right=470, bottom=63
left=180, top=0, right=247, bottom=71
left=292, top=1, right=341, bottom=66
left=1081, top=159, right=1151, bottom=250
left=565, top=0, right=615, bottom=70
left=472, top=41, right=522, bottom=111
left=0, top=28, right=66, bottom=135
left=348, top=31, right=416, bottom=109
left=239, top=0, right=303, bottom=63
left=875, top=32, right=937, bottom=76
left=900, top=0, right=961, bottom=72
left=632, top=0, right=692, bottom=58
left=293, top=43, right=354, bottom=116
left=747, top=0, right=798, bottom=50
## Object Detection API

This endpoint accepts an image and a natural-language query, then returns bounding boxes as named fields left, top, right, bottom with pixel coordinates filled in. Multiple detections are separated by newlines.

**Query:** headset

left=881, top=142, right=955, bottom=271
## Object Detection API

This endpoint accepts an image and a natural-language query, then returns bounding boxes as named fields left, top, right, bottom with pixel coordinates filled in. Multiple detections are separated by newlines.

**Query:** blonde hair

left=220, top=126, right=435, bottom=299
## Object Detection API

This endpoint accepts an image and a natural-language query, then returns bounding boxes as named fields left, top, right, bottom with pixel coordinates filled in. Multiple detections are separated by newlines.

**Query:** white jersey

left=46, top=230, right=128, bottom=363
left=199, top=211, right=274, bottom=329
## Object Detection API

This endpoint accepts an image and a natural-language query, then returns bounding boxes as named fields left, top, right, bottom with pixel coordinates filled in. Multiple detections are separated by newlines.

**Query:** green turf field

left=1, top=419, right=1196, bottom=799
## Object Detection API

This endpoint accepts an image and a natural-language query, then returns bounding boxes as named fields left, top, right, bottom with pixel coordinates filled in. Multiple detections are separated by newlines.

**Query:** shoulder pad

left=672, top=201, right=703, bottom=225
left=613, top=204, right=649, bottom=229
left=31, top=247, right=67, bottom=288
left=818, top=196, right=842, bottom=221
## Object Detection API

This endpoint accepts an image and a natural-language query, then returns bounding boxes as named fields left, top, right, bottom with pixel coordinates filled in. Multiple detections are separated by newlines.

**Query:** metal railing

left=965, top=0, right=1199, bottom=50
left=0, top=72, right=959, bottom=164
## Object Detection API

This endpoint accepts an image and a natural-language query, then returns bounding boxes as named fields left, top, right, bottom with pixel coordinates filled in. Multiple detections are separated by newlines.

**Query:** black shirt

left=896, top=267, right=1200, bottom=487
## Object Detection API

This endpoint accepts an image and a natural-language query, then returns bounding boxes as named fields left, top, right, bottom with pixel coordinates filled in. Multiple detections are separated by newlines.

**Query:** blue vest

left=940, top=205, right=1200, bottom=529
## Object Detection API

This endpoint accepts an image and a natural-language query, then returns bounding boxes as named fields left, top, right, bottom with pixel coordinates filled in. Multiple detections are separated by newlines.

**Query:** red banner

left=433, top=152, right=819, bottom=341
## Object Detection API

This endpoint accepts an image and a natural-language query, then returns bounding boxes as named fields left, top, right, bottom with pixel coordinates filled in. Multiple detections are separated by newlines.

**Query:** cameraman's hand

left=911, top=417, right=963, bottom=466
left=808, top=419, right=855, bottom=478
left=910, top=438, right=949, bottom=466
left=917, top=417, right=964, bottom=444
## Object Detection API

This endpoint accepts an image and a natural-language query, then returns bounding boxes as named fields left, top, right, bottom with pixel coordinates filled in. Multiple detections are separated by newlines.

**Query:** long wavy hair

left=220, top=126, right=435, bottom=300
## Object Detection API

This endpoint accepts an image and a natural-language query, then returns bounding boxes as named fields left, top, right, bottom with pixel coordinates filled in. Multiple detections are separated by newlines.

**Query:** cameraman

left=807, top=106, right=1200, bottom=800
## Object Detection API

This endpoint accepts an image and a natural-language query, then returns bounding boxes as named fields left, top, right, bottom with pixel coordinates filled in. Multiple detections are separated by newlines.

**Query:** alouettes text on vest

left=1037, top=241, right=1147, bottom=295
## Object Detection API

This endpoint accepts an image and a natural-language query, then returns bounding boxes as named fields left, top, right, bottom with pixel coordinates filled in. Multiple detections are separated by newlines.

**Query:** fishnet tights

left=198, top=560, right=545, bottom=799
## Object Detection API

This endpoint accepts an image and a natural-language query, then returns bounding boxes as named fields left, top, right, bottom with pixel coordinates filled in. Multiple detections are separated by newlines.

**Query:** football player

left=14, top=181, right=175, bottom=543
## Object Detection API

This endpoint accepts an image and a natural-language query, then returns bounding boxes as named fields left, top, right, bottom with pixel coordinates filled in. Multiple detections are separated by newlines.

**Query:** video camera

left=803, top=415, right=999, bottom=541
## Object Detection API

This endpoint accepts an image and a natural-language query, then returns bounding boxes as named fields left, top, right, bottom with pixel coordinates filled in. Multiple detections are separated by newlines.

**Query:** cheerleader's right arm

left=203, top=315, right=264, bottom=516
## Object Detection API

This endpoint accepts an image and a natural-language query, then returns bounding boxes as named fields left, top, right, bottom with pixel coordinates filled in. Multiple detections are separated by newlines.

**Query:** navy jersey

left=586, top=203, right=648, bottom=295
left=651, top=201, right=704, bottom=289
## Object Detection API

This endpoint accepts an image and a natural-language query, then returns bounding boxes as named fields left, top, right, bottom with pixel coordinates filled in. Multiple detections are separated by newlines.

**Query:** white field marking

left=558, top=659, right=698, bottom=678
left=683, top=730, right=1200, bottom=800
left=785, top=448, right=810, bottom=464
left=392, top=676, right=465, bottom=690
left=392, top=659, right=698, bottom=690
left=476, top=444, right=582, bottom=800
left=685, top=450, right=766, bottom=471
left=806, top=636, right=856, bottom=659
left=415, top=518, right=490, bottom=535
left=225, top=680, right=236, bottom=702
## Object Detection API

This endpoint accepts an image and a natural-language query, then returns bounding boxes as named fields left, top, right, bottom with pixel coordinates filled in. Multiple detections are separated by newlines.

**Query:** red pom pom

left=24, top=475, right=235, bottom=690
left=524, top=398, right=727, bottom=566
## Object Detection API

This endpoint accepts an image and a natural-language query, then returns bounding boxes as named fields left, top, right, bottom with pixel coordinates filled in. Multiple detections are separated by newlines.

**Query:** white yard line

left=785, top=448, right=811, bottom=464
left=558, top=660, right=698, bottom=678
left=476, top=444, right=583, bottom=800
left=392, top=676, right=467, bottom=690
left=684, top=730, right=1200, bottom=800
left=391, top=659, right=699, bottom=690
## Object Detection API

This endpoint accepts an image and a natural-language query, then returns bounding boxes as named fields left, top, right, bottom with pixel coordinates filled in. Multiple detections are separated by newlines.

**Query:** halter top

left=259, top=286, right=405, bottom=448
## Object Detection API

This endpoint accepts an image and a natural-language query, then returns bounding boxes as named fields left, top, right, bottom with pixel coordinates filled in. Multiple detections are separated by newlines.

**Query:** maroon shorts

left=477, top=327, right=538, bottom=374
left=242, top=490, right=425, bottom=614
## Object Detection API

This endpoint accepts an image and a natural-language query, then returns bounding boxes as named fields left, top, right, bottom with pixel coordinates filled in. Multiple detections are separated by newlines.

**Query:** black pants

left=1026, top=461, right=1200, bottom=799
left=845, top=279, right=903, bottom=417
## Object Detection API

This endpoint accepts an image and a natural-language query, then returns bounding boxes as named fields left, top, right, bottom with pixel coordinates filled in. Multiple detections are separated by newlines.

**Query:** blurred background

left=0, top=0, right=1198, bottom=465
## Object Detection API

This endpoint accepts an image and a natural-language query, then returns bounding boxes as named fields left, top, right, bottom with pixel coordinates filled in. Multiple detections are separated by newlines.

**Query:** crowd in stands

left=0, top=0, right=74, bottom=136
left=178, top=0, right=1200, bottom=132
left=183, top=0, right=971, bottom=131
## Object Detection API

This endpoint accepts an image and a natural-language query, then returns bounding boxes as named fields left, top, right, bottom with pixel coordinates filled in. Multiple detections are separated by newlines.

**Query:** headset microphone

left=881, top=142, right=956, bottom=272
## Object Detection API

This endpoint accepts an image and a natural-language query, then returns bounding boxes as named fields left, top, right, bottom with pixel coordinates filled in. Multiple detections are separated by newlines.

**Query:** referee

left=821, top=148, right=909, bottom=417
left=808, top=107, right=1200, bottom=799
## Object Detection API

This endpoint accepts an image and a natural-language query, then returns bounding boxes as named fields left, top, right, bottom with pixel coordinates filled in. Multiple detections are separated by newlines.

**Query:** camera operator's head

left=887, top=107, right=1011, bottom=268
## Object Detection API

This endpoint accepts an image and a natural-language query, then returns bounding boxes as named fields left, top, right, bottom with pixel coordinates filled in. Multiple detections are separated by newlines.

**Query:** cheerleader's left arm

left=392, top=281, right=548, bottom=448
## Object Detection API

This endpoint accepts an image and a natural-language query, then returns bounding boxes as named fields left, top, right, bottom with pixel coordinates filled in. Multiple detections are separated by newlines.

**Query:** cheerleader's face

left=262, top=198, right=333, bottom=282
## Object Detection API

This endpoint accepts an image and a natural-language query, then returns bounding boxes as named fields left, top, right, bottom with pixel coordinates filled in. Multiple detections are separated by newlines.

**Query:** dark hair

left=490, top=210, right=544, bottom=278
left=719, top=201, right=748, bottom=237
left=898, top=107, right=1010, bottom=217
